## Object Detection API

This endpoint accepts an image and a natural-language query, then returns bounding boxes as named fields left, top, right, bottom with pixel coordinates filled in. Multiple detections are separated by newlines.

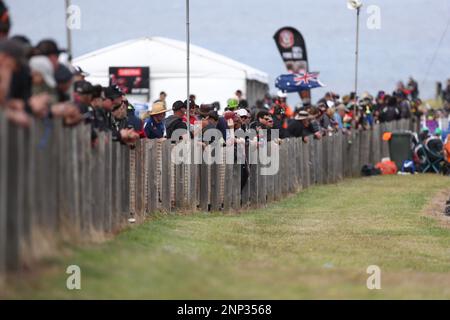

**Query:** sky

left=7, top=0, right=450, bottom=103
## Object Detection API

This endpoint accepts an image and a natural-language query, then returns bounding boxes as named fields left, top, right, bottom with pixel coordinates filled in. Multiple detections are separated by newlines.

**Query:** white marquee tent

left=73, top=37, right=269, bottom=111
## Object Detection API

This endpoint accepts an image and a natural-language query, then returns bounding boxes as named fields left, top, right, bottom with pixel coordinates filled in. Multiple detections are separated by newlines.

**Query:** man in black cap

left=103, top=85, right=123, bottom=112
left=73, top=80, right=94, bottom=120
left=102, top=84, right=142, bottom=134
left=165, top=100, right=188, bottom=139
left=90, top=85, right=112, bottom=132
left=55, top=63, right=73, bottom=103
left=109, top=93, right=139, bottom=145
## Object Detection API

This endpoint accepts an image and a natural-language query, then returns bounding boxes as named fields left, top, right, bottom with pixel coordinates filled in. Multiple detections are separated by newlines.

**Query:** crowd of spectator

left=1, top=0, right=450, bottom=155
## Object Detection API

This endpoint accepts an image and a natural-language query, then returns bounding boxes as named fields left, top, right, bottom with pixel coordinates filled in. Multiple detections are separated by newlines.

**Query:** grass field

left=4, top=174, right=450, bottom=299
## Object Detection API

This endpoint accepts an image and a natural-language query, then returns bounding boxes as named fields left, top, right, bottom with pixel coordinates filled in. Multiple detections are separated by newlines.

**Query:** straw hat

left=150, top=102, right=167, bottom=115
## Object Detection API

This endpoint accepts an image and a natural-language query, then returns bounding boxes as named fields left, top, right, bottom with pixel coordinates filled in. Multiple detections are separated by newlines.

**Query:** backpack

left=375, top=160, right=398, bottom=175
left=361, top=164, right=382, bottom=177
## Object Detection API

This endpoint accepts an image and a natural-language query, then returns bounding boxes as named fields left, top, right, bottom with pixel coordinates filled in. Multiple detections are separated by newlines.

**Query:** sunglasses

left=240, top=116, right=249, bottom=120
left=263, top=117, right=273, bottom=122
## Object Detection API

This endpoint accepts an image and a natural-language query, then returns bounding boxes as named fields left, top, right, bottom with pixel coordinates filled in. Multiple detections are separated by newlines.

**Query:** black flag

left=273, top=27, right=311, bottom=102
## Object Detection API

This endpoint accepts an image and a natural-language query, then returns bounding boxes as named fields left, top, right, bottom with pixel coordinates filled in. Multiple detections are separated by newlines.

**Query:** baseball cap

left=236, top=108, right=249, bottom=118
left=54, top=63, right=73, bottom=83
left=172, top=100, right=186, bottom=111
left=104, top=85, right=123, bottom=100
left=227, top=98, right=239, bottom=110
left=74, top=80, right=94, bottom=95
left=29, top=55, right=56, bottom=88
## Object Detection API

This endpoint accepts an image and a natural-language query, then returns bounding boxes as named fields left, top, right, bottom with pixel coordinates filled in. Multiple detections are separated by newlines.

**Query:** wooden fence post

left=302, top=140, right=310, bottom=188
left=360, top=130, right=370, bottom=168
left=6, top=122, right=19, bottom=271
left=371, top=124, right=381, bottom=165
left=199, top=157, right=210, bottom=212
left=272, top=141, right=284, bottom=200
left=320, top=137, right=327, bottom=184
left=295, top=139, right=302, bottom=191
left=352, top=130, right=360, bottom=177
left=175, top=159, right=185, bottom=210
left=329, top=134, right=336, bottom=183
left=265, top=143, right=273, bottom=202
left=327, top=135, right=334, bottom=184
left=335, top=133, right=343, bottom=181
left=232, top=162, right=242, bottom=210
left=122, top=144, right=130, bottom=220
left=129, top=141, right=137, bottom=217
left=210, top=154, right=222, bottom=212
left=146, top=140, right=158, bottom=214
left=161, top=140, right=172, bottom=212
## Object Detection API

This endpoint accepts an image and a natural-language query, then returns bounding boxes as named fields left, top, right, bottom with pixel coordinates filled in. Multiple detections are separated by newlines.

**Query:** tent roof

left=73, top=37, right=268, bottom=84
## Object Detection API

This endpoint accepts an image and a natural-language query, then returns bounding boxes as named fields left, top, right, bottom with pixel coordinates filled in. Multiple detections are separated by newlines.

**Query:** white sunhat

left=277, top=90, right=287, bottom=98
left=235, top=108, right=249, bottom=117
left=29, top=55, right=56, bottom=88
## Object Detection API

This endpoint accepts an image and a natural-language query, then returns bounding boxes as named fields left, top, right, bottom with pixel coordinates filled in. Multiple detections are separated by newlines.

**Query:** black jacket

left=165, top=115, right=187, bottom=139
left=380, top=106, right=400, bottom=122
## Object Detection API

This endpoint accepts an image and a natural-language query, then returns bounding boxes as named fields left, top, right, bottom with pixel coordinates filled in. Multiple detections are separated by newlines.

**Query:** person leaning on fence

left=165, top=100, right=188, bottom=140
left=236, top=108, right=250, bottom=132
left=125, top=100, right=145, bottom=137
left=109, top=90, right=139, bottom=145
left=54, top=63, right=73, bottom=103
left=197, top=105, right=219, bottom=145
left=271, top=105, right=289, bottom=139
left=287, top=110, right=321, bottom=143
left=144, top=102, right=166, bottom=139
left=91, top=84, right=110, bottom=132
left=250, top=110, right=274, bottom=142
left=0, top=39, right=32, bottom=127
left=379, top=96, right=400, bottom=123
left=73, top=80, right=94, bottom=117
left=224, top=110, right=249, bottom=189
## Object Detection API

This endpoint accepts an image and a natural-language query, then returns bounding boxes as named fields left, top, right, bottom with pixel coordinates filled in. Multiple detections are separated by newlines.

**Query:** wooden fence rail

left=0, top=112, right=420, bottom=284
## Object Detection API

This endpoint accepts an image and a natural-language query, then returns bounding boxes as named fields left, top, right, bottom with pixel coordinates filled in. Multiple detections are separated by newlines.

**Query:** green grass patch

left=4, top=174, right=450, bottom=299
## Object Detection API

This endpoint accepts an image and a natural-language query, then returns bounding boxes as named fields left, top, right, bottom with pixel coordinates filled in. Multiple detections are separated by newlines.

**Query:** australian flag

left=275, top=72, right=325, bottom=93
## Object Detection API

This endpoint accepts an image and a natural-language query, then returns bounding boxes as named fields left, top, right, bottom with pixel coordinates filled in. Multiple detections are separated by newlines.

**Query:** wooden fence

left=0, top=111, right=419, bottom=285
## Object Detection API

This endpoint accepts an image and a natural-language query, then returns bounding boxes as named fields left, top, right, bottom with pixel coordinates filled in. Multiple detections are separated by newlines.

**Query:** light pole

left=347, top=0, right=363, bottom=107
left=65, top=0, right=73, bottom=61
left=185, top=0, right=191, bottom=207
left=186, top=0, right=190, bottom=136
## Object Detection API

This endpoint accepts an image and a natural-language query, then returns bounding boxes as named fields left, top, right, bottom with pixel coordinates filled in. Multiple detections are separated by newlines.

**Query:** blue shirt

left=144, top=117, right=165, bottom=139
left=333, top=112, right=343, bottom=129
